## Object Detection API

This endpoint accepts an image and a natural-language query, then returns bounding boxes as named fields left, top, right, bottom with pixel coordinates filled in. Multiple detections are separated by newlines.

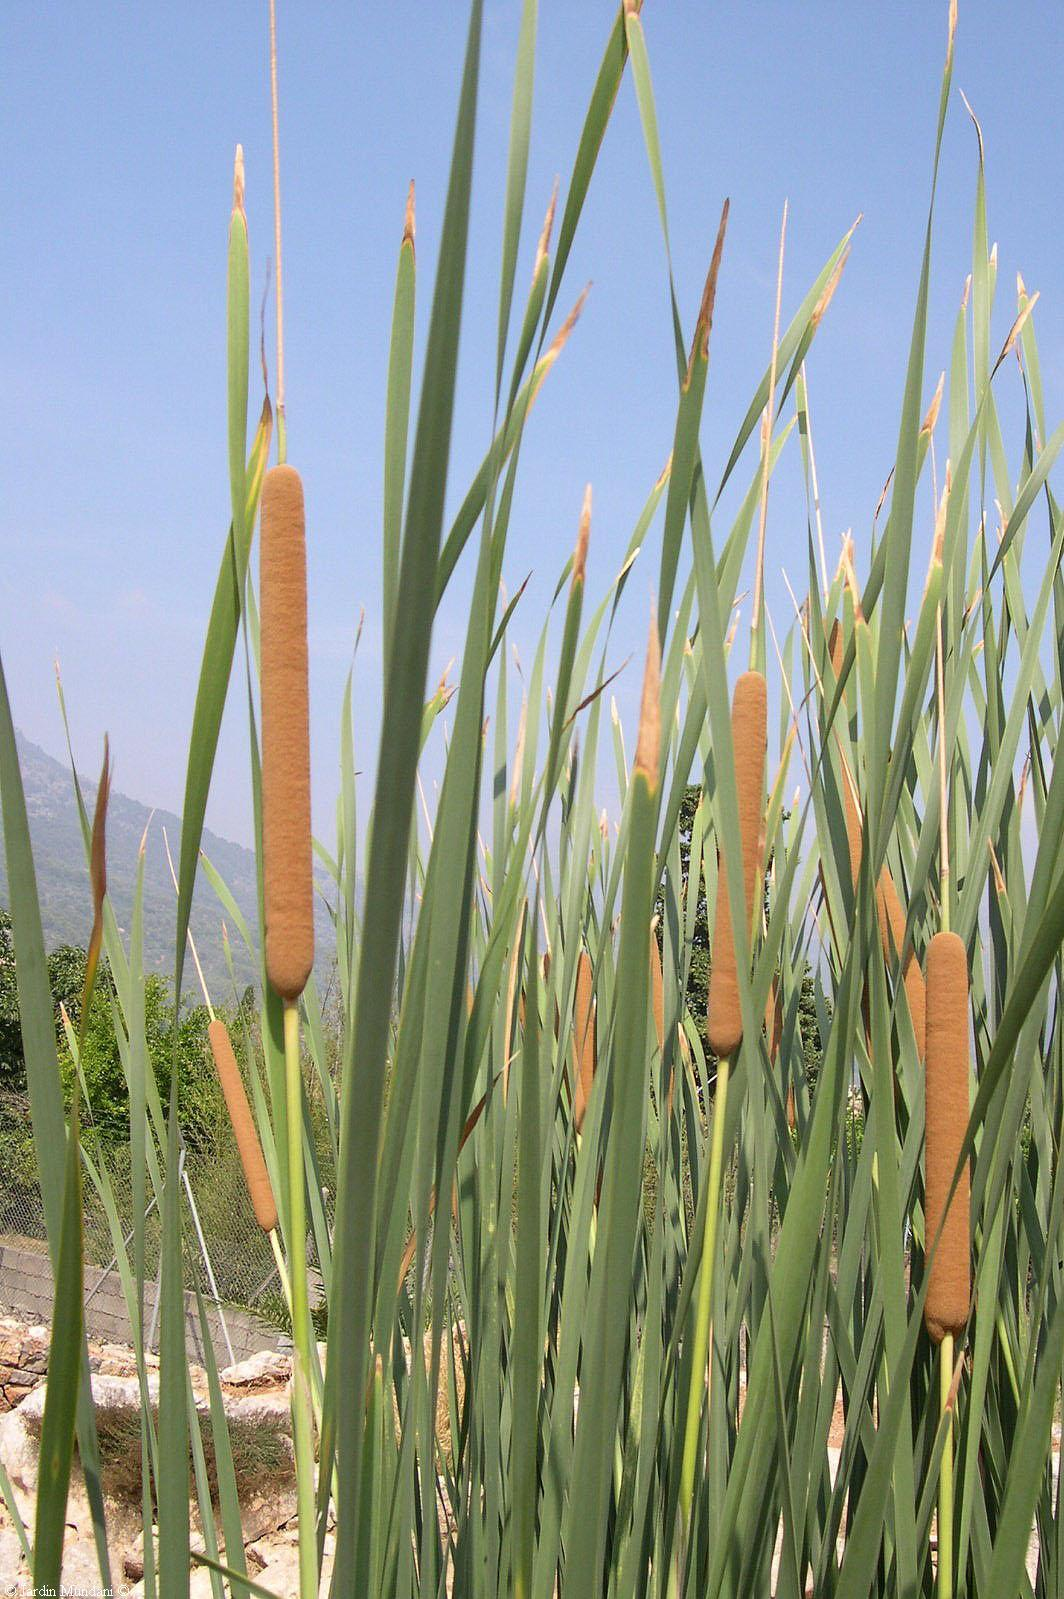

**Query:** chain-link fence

left=0, top=1092, right=315, bottom=1326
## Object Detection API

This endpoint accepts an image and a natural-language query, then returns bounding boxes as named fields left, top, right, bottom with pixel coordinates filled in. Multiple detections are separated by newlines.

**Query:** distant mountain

left=0, top=734, right=335, bottom=1003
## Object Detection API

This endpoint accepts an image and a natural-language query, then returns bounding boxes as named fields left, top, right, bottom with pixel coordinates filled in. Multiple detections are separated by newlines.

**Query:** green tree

left=53, top=947, right=225, bottom=1148
left=0, top=910, right=23, bottom=1089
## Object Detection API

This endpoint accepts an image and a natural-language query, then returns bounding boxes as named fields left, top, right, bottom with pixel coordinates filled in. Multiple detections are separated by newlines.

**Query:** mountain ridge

left=0, top=733, right=334, bottom=1002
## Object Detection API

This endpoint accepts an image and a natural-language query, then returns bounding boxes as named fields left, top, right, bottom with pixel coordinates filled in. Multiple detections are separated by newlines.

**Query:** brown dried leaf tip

left=573, top=485, right=591, bottom=587
left=89, top=736, right=111, bottom=921
left=920, top=372, right=945, bottom=437
left=532, top=285, right=591, bottom=403
left=534, top=179, right=559, bottom=281
left=634, top=608, right=661, bottom=782
left=811, top=242, right=851, bottom=330
left=233, top=145, right=246, bottom=215
left=403, top=180, right=416, bottom=251
left=688, top=199, right=730, bottom=379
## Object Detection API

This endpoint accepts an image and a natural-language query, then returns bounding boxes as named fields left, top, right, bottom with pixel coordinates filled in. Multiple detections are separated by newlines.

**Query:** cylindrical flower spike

left=707, top=671, right=767, bottom=1058
left=572, top=950, right=596, bottom=1134
left=260, top=463, right=314, bottom=1000
left=923, top=930, right=971, bottom=1344
left=208, top=1019, right=277, bottom=1233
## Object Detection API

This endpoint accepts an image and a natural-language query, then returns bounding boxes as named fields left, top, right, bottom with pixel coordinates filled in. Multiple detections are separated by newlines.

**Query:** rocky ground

left=0, top=1315, right=322, bottom=1596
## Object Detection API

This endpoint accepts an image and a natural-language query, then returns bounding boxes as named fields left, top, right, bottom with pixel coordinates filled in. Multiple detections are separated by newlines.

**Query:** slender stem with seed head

left=285, top=999, right=318, bottom=1599
left=936, top=599, right=949, bottom=932
left=269, top=0, right=287, bottom=463
left=678, top=1049, right=733, bottom=1538
left=939, top=1332, right=954, bottom=1599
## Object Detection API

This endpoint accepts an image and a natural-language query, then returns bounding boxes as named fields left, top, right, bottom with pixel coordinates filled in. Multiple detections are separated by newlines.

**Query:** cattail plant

left=208, top=1018, right=278, bottom=1233
left=706, top=672, right=768, bottom=1058
left=12, top=5, right=1064, bottom=1595
left=923, top=930, right=970, bottom=1345
left=923, top=527, right=970, bottom=1599
left=682, top=669, right=768, bottom=1531
left=260, top=460, right=314, bottom=1003
left=258, top=11, right=317, bottom=1598
left=571, top=948, right=596, bottom=1134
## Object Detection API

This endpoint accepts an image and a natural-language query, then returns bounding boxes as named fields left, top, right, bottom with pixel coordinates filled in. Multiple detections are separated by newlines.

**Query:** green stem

left=938, top=1332, right=954, bottom=1599
left=678, top=1050, right=733, bottom=1535
left=285, top=1000, right=318, bottom=1599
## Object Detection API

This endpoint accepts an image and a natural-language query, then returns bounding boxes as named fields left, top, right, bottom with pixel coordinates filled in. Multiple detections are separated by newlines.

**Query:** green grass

left=24, top=1401, right=293, bottom=1510
left=2, top=3, right=1064, bottom=1596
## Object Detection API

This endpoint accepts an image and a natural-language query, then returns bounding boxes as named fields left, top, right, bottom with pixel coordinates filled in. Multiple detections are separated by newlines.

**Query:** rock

left=254, top=1540, right=301, bottom=1596
left=225, top=1391, right=293, bottom=1431
left=19, top=1371, right=161, bottom=1427
left=238, top=1482, right=298, bottom=1543
left=0, top=1527, right=25, bottom=1593
left=0, top=1406, right=37, bottom=1494
left=221, top=1349, right=292, bottom=1389
left=95, top=1342, right=141, bottom=1377
left=46, top=1534, right=107, bottom=1594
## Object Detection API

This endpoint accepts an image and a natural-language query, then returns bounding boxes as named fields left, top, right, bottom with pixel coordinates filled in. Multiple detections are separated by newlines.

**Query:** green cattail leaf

left=157, top=1081, right=189, bottom=1598
left=31, top=1103, right=82, bottom=1595
left=496, top=0, right=537, bottom=385
left=383, top=191, right=416, bottom=664
left=328, top=4, right=484, bottom=1581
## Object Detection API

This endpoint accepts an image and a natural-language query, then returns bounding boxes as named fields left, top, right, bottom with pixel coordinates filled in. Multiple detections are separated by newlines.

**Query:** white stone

left=254, top=1539, right=301, bottom=1596
left=0, top=1527, right=26, bottom=1594
left=0, top=1408, right=37, bottom=1495
left=19, top=1371, right=162, bottom=1426
left=221, top=1349, right=291, bottom=1388
left=225, top=1391, right=293, bottom=1432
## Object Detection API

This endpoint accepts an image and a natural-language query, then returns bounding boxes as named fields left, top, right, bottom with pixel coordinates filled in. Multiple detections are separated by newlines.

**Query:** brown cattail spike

left=209, top=1020, right=277, bottom=1233
left=707, top=671, right=767, bottom=1057
left=572, top=951, right=596, bottom=1134
left=923, top=931, right=971, bottom=1343
left=261, top=464, right=314, bottom=1000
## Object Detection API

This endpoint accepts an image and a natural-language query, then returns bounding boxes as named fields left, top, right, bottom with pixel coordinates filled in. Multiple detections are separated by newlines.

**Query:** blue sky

left=4, top=2, right=1062, bottom=845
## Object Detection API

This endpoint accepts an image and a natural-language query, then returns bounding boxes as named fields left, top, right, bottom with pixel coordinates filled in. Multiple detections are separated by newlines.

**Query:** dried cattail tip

left=765, top=977, right=793, bottom=1129
left=208, top=1020, right=277, bottom=1233
left=707, top=671, right=767, bottom=1058
left=650, top=938, right=664, bottom=1053
left=261, top=464, right=314, bottom=1000
left=923, top=931, right=971, bottom=1344
left=572, top=950, right=596, bottom=1134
